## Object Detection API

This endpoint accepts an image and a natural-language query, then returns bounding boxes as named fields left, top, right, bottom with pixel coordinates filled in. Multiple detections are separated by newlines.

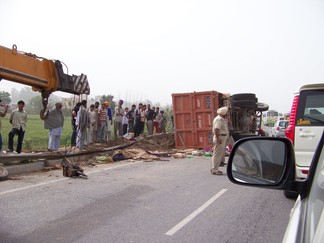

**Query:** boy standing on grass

left=8, top=100, right=27, bottom=154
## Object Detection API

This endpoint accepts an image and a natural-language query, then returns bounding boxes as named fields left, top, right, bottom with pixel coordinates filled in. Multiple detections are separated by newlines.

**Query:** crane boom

left=0, top=44, right=90, bottom=119
left=0, top=44, right=90, bottom=95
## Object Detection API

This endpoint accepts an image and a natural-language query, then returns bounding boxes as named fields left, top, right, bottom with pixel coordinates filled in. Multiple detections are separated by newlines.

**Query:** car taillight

left=276, top=126, right=280, bottom=131
left=285, top=95, right=299, bottom=144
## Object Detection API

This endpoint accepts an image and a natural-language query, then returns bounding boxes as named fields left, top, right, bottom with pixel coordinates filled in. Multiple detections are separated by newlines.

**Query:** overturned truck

left=172, top=91, right=269, bottom=149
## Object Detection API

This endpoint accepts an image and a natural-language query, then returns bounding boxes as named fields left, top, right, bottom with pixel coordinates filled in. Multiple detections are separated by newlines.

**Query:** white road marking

left=0, top=161, right=143, bottom=196
left=86, top=161, right=143, bottom=175
left=0, top=178, right=69, bottom=196
left=165, top=188, right=228, bottom=236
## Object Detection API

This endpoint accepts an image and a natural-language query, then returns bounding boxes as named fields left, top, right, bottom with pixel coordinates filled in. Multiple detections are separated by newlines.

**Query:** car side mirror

left=227, top=137, right=296, bottom=188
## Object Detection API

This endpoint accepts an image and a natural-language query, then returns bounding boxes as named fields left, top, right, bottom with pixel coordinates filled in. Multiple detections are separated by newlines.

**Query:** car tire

left=0, top=166, right=9, bottom=181
left=283, top=189, right=298, bottom=199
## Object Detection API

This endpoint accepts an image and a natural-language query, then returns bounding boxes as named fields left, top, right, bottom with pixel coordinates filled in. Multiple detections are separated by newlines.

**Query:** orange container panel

left=196, top=130, right=214, bottom=148
left=196, top=112, right=213, bottom=128
left=175, top=112, right=194, bottom=130
left=192, top=92, right=219, bottom=110
left=174, top=131, right=196, bottom=148
left=172, top=90, right=226, bottom=149
left=174, top=128, right=215, bottom=149
left=172, top=93, right=193, bottom=112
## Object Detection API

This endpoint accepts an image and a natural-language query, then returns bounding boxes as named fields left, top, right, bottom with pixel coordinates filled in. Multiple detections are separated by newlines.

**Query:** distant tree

left=28, top=96, right=43, bottom=114
left=10, top=88, right=19, bottom=103
left=100, top=94, right=116, bottom=114
left=0, top=91, right=11, bottom=103
left=100, top=95, right=114, bottom=104
left=10, top=86, right=38, bottom=105
left=164, top=106, right=174, bottom=132
left=47, top=94, right=61, bottom=109
left=19, top=87, right=38, bottom=102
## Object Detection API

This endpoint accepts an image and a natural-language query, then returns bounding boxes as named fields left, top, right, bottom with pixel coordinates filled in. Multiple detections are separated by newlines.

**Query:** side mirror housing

left=227, top=137, right=296, bottom=190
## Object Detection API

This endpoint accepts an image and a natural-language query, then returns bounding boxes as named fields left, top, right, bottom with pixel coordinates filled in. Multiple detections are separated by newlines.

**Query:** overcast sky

left=1, top=0, right=324, bottom=113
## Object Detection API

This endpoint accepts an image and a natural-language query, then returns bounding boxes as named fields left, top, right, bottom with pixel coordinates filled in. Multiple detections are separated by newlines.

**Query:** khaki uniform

left=211, top=115, right=229, bottom=171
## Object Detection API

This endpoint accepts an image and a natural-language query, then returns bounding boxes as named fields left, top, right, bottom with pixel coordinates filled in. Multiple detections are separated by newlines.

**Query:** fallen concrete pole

left=0, top=138, right=142, bottom=163
left=0, top=133, right=171, bottom=163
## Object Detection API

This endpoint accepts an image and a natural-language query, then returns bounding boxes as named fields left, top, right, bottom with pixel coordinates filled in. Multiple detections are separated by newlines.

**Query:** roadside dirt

left=84, top=133, right=177, bottom=164
left=89, top=132, right=175, bottom=152
left=2, top=132, right=213, bottom=171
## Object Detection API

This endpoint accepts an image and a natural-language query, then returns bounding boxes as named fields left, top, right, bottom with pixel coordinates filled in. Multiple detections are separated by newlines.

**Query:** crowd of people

left=0, top=99, right=169, bottom=154
left=70, top=100, right=168, bottom=151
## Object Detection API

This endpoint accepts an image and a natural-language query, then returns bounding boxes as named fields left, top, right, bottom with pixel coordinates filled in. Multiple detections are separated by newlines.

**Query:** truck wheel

left=232, top=100, right=258, bottom=109
left=0, top=166, right=9, bottom=181
left=256, top=102, right=269, bottom=112
left=231, top=93, right=256, bottom=101
left=283, top=189, right=298, bottom=199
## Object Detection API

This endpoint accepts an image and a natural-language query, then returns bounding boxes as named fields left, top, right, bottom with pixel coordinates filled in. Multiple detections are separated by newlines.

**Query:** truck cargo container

left=172, top=91, right=268, bottom=149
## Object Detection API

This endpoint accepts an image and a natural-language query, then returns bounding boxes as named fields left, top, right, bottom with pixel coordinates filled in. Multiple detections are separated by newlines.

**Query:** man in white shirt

left=8, top=100, right=27, bottom=154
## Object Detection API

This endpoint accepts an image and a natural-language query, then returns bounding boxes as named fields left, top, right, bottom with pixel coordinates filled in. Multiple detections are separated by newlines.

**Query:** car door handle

left=299, top=132, right=315, bottom=137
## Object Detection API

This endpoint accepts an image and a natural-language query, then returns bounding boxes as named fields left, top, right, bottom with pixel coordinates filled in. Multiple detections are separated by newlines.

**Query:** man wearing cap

left=211, top=106, right=229, bottom=175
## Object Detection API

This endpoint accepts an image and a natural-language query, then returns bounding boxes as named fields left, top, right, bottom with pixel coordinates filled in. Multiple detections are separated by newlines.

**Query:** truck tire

left=232, top=100, right=258, bottom=109
left=231, top=93, right=258, bottom=109
left=0, top=166, right=9, bottom=181
left=231, top=93, right=256, bottom=101
left=256, top=102, right=269, bottom=112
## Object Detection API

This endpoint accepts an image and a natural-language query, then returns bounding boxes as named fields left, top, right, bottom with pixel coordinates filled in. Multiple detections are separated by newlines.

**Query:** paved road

left=0, top=157, right=295, bottom=243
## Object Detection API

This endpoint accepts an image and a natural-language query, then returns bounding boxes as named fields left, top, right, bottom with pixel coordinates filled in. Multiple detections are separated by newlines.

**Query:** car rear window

left=296, top=89, right=324, bottom=126
left=278, top=121, right=288, bottom=128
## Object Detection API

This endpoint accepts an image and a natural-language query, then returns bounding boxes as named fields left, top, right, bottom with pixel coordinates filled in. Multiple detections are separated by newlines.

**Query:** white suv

left=285, top=83, right=324, bottom=181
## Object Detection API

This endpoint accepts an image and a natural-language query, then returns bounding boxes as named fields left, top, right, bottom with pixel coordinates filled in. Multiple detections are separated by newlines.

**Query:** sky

left=1, top=0, right=324, bottom=113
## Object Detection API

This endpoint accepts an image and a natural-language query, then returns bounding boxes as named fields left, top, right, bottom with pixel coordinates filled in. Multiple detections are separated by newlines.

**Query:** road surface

left=0, top=156, right=295, bottom=243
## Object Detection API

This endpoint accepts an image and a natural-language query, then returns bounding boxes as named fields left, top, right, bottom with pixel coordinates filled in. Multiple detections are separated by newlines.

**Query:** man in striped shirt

left=97, top=103, right=107, bottom=143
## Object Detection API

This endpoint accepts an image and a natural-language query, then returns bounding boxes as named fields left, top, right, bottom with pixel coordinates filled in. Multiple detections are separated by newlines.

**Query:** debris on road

left=62, top=158, right=88, bottom=179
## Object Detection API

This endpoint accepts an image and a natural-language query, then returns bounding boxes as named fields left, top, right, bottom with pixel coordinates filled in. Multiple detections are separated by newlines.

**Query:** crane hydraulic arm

left=0, top=44, right=90, bottom=118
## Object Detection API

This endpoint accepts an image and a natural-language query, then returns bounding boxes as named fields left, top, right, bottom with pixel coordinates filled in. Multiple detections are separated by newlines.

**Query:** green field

left=1, top=114, right=73, bottom=151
